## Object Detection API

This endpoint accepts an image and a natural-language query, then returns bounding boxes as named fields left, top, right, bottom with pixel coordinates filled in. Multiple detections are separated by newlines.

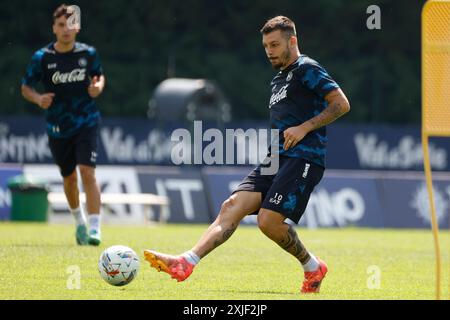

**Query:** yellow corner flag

left=422, top=0, right=450, bottom=300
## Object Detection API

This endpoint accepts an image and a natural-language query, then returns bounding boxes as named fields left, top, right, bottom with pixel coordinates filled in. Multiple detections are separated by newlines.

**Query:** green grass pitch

left=0, top=222, right=449, bottom=300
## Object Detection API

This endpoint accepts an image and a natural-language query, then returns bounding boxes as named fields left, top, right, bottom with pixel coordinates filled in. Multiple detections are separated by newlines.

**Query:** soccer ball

left=98, top=245, right=140, bottom=286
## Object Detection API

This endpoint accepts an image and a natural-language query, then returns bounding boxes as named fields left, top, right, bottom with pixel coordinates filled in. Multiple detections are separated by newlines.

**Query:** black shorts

left=233, top=156, right=324, bottom=224
left=48, top=125, right=99, bottom=177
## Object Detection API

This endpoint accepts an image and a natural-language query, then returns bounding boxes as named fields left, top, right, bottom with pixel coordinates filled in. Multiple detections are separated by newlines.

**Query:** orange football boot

left=301, top=257, right=328, bottom=293
left=143, top=250, right=194, bottom=282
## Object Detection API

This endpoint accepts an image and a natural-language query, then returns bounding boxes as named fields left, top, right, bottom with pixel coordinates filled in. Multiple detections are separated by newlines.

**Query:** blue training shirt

left=22, top=42, right=103, bottom=138
left=268, top=54, right=340, bottom=168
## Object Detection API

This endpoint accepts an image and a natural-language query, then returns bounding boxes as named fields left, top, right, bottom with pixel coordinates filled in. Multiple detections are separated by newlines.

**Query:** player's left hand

left=88, top=76, right=102, bottom=98
left=283, top=124, right=309, bottom=150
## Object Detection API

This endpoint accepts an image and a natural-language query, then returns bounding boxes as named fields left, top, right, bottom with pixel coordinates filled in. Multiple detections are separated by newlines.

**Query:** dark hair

left=53, top=4, right=73, bottom=22
left=260, top=16, right=296, bottom=38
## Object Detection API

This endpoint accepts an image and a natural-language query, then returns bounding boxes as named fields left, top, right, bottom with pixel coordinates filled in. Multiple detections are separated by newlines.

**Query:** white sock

left=302, top=253, right=320, bottom=272
left=88, top=214, right=101, bottom=233
left=181, top=250, right=200, bottom=265
left=70, top=207, right=87, bottom=227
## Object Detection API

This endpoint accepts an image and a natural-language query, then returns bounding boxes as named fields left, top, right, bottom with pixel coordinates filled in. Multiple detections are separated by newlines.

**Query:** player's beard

left=270, top=46, right=291, bottom=70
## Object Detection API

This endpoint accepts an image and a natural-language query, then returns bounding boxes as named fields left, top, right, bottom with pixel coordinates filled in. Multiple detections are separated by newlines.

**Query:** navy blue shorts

left=48, top=125, right=99, bottom=177
left=232, top=156, right=324, bottom=224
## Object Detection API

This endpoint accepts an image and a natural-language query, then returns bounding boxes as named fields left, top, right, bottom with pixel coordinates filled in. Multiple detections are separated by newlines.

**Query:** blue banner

left=201, top=168, right=450, bottom=229
left=0, top=166, right=23, bottom=220
left=1, top=116, right=450, bottom=171
left=201, top=167, right=251, bottom=215
left=378, top=177, right=450, bottom=229
left=327, top=124, right=450, bottom=171
left=1, top=162, right=449, bottom=228
left=137, top=167, right=211, bottom=223
left=300, top=174, right=385, bottom=228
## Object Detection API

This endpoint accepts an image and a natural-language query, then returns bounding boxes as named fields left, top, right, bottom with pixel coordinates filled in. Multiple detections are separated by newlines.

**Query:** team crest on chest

left=286, top=71, right=293, bottom=82
left=78, top=57, right=87, bottom=67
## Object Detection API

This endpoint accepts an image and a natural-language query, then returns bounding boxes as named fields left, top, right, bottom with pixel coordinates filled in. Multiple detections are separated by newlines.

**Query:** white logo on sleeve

left=90, top=151, right=98, bottom=163
left=302, top=163, right=310, bottom=178
left=52, top=68, right=86, bottom=84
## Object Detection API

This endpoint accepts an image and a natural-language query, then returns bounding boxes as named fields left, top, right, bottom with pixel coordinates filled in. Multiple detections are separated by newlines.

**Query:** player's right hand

left=38, top=93, right=55, bottom=109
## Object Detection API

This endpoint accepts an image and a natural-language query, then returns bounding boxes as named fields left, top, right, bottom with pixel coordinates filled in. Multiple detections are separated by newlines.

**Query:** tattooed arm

left=283, top=88, right=350, bottom=150
left=306, top=88, right=350, bottom=130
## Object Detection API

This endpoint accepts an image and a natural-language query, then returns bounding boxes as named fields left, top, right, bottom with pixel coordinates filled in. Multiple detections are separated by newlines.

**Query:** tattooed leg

left=258, top=209, right=311, bottom=264
left=192, top=191, right=261, bottom=259
left=196, top=221, right=237, bottom=258
left=277, top=224, right=311, bottom=264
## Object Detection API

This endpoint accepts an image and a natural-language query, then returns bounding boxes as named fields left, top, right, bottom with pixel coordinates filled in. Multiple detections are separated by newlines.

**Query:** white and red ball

left=98, top=245, right=140, bottom=286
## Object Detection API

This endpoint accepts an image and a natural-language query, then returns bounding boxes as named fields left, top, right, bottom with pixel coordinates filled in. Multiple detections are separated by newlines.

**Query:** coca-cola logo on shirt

left=51, top=68, right=86, bottom=84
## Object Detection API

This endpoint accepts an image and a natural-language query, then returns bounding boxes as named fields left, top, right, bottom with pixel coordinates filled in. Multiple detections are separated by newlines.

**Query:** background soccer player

left=144, top=16, right=350, bottom=293
left=21, top=4, right=105, bottom=246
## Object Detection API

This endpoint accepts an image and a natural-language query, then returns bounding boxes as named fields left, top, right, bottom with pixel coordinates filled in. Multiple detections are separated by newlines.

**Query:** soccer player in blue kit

left=144, top=16, right=350, bottom=293
left=21, top=4, right=105, bottom=246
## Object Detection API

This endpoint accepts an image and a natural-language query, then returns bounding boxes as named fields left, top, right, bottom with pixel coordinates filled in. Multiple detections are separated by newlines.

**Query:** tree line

left=0, top=0, right=426, bottom=124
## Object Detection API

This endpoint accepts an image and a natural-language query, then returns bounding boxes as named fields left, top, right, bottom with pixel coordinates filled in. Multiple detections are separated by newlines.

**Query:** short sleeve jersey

left=22, top=42, right=103, bottom=138
left=268, top=54, right=339, bottom=167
